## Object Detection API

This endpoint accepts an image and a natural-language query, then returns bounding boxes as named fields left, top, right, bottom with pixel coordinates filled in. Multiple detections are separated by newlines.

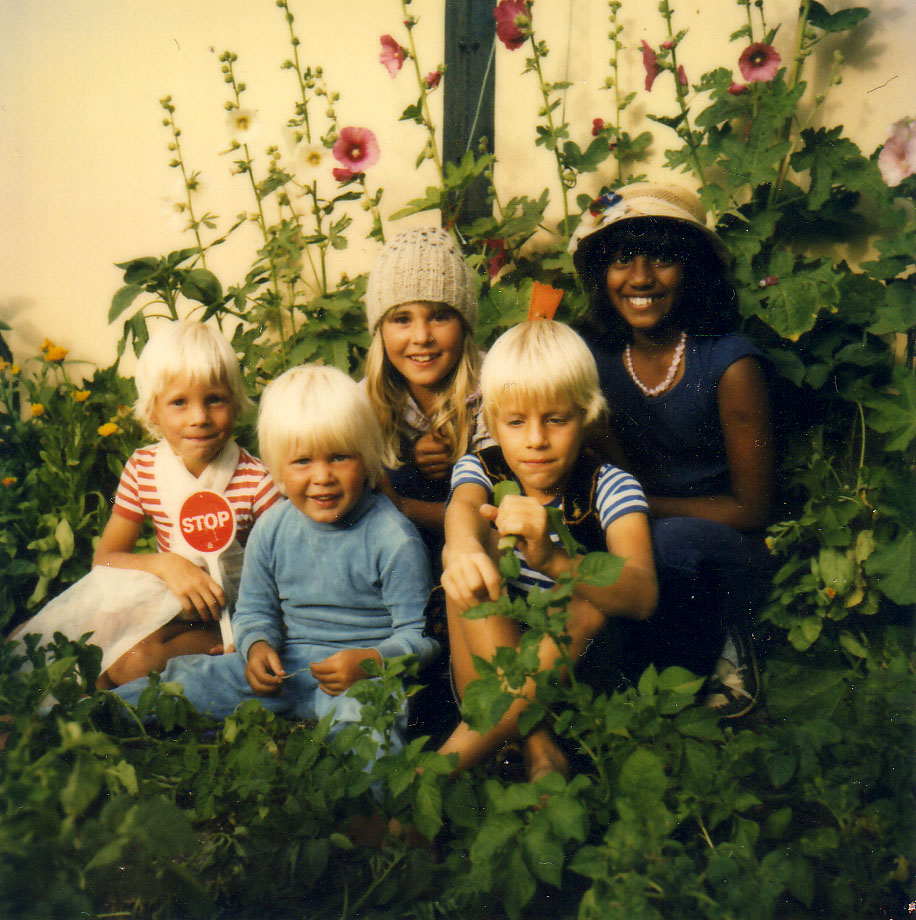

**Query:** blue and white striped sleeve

left=449, top=453, right=493, bottom=497
left=595, top=464, right=649, bottom=528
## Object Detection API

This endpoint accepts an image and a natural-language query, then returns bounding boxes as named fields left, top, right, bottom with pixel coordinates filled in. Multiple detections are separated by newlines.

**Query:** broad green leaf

left=575, top=552, right=624, bottom=587
left=866, top=530, right=916, bottom=604
left=55, top=517, right=75, bottom=561
left=839, top=631, right=868, bottom=658
left=109, top=283, right=144, bottom=322
left=494, top=479, right=521, bottom=505
left=807, top=1, right=869, bottom=33
left=618, top=748, right=668, bottom=803
left=863, top=365, right=916, bottom=452
left=817, top=547, right=854, bottom=594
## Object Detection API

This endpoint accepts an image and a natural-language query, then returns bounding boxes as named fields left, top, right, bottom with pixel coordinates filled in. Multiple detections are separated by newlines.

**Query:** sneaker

left=704, top=626, right=760, bottom=718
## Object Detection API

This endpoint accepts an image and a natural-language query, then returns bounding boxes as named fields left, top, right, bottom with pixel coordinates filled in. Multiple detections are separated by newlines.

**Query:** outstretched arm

left=645, top=356, right=774, bottom=531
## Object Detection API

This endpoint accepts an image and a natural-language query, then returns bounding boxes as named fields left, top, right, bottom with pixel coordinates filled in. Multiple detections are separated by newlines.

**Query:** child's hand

left=492, top=494, right=558, bottom=575
left=412, top=433, right=450, bottom=480
left=156, top=553, right=226, bottom=622
left=245, top=641, right=285, bottom=695
left=310, top=648, right=382, bottom=696
left=442, top=532, right=503, bottom=611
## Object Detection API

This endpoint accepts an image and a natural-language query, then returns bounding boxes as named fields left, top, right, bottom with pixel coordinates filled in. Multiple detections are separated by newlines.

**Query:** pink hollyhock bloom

left=661, top=40, right=675, bottom=50
left=379, top=35, right=406, bottom=78
left=494, top=0, right=530, bottom=51
left=738, top=42, right=781, bottom=83
left=728, top=82, right=748, bottom=95
left=677, top=65, right=688, bottom=86
left=641, top=40, right=660, bottom=91
left=332, top=126, right=380, bottom=173
left=425, top=69, right=442, bottom=89
left=592, top=118, right=605, bottom=136
left=333, top=167, right=356, bottom=182
left=485, top=238, right=508, bottom=279
left=878, top=117, right=916, bottom=187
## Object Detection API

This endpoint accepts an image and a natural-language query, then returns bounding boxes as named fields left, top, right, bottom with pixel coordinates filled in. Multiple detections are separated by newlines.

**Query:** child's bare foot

left=523, top=730, right=569, bottom=784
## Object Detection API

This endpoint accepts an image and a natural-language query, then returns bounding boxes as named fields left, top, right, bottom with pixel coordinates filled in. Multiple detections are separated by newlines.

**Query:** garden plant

left=1, top=0, right=914, bottom=917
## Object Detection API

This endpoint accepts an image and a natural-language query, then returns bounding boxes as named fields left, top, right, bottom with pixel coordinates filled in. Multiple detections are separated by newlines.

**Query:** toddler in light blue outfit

left=115, top=365, right=438, bottom=755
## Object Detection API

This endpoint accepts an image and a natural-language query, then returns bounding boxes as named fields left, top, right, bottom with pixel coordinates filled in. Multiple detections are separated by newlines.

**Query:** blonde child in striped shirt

left=12, top=321, right=279, bottom=687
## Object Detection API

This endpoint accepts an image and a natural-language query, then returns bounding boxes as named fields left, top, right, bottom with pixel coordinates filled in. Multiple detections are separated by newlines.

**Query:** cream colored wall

left=1, top=0, right=913, bottom=373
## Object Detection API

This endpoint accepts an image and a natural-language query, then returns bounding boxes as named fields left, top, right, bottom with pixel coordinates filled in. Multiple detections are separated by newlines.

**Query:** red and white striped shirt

left=112, top=443, right=280, bottom=553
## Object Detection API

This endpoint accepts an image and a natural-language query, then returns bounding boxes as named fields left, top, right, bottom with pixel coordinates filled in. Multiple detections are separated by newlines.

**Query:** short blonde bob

left=257, top=364, right=384, bottom=491
left=480, top=320, right=607, bottom=436
left=134, top=320, right=252, bottom=438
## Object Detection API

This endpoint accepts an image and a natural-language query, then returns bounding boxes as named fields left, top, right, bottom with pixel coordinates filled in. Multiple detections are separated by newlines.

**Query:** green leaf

left=618, top=748, right=668, bottom=803
left=179, top=268, right=223, bottom=306
left=545, top=506, right=582, bottom=558
left=807, top=1, right=869, bottom=32
left=866, top=530, right=916, bottom=604
left=413, top=774, right=443, bottom=841
left=839, top=631, right=868, bottom=658
left=863, top=365, right=916, bottom=452
left=575, top=552, right=624, bottom=587
left=494, top=480, right=521, bottom=505
left=55, top=518, right=75, bottom=561
left=674, top=706, right=723, bottom=740
left=109, top=283, right=144, bottom=322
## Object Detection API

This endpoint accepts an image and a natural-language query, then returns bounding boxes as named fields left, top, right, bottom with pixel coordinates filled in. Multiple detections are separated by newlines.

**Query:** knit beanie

left=365, top=226, right=478, bottom=332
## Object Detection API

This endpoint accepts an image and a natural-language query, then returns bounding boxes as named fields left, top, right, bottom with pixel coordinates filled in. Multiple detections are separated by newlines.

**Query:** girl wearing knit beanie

left=363, top=227, right=493, bottom=559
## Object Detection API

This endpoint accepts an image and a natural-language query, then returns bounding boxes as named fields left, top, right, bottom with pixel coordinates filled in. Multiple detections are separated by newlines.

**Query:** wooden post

left=444, top=0, right=495, bottom=224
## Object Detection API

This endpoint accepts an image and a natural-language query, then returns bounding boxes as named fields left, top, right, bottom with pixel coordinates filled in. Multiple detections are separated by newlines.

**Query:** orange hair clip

left=527, top=281, right=563, bottom=321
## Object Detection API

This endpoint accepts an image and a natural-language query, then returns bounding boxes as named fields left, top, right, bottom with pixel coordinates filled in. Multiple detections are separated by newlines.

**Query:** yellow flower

left=72, top=389, right=91, bottom=402
left=0, top=359, right=8, bottom=372
left=98, top=422, right=119, bottom=437
left=2, top=476, right=17, bottom=487
left=44, top=345, right=69, bottom=363
left=30, top=404, right=45, bottom=418
left=40, top=338, right=54, bottom=353
left=10, top=365, right=20, bottom=375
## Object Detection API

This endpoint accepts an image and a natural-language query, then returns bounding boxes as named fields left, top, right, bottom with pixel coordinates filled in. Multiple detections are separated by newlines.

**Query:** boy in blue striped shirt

left=437, top=320, right=658, bottom=779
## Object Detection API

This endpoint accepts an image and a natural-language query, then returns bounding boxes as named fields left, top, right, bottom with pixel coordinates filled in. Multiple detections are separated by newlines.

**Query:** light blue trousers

left=113, top=641, right=405, bottom=756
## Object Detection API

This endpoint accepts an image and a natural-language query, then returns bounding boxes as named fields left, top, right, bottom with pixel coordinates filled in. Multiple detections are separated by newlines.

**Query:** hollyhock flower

left=44, top=345, right=68, bottom=363
left=677, top=65, right=688, bottom=86
left=661, top=39, right=675, bottom=50
left=424, top=69, right=442, bottom=90
left=379, top=35, right=407, bottom=78
left=592, top=118, right=605, bottom=136
left=877, top=117, right=916, bottom=187
left=485, top=239, right=508, bottom=278
left=226, top=107, right=259, bottom=146
left=72, top=390, right=91, bottom=403
left=494, top=0, right=530, bottom=51
left=333, top=167, right=357, bottom=183
left=98, top=422, right=119, bottom=437
left=738, top=43, right=781, bottom=83
left=728, top=82, right=748, bottom=96
left=332, top=127, right=379, bottom=174
left=31, top=404, right=45, bottom=418
left=641, top=40, right=660, bottom=91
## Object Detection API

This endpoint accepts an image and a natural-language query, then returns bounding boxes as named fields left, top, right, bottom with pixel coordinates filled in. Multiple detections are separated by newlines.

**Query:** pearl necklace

left=624, top=332, right=687, bottom=398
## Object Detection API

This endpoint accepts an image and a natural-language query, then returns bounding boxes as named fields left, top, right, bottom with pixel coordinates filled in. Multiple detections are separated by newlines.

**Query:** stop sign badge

left=179, top=491, right=236, bottom=554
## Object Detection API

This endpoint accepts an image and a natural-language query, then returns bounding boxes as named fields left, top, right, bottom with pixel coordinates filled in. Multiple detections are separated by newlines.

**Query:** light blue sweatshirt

left=232, top=488, right=438, bottom=668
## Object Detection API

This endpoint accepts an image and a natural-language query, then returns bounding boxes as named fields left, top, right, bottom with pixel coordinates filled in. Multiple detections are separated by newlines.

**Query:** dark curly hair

left=574, top=216, right=739, bottom=349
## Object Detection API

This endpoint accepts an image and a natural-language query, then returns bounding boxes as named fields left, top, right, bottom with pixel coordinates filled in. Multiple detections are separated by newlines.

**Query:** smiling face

left=380, top=301, right=465, bottom=412
left=494, top=401, right=586, bottom=502
left=605, top=253, right=684, bottom=338
left=281, top=449, right=367, bottom=524
left=151, top=374, right=235, bottom=477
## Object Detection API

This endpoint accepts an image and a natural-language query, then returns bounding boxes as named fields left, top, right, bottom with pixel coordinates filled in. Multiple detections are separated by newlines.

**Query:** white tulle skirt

left=10, top=567, right=185, bottom=673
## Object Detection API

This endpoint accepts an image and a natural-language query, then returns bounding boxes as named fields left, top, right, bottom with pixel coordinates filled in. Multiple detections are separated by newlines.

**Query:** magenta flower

left=332, top=127, right=380, bottom=174
left=485, top=238, right=508, bottom=279
left=333, top=167, right=356, bottom=183
left=591, top=118, right=605, bottom=136
left=379, top=35, right=406, bottom=78
left=728, top=82, right=748, bottom=96
left=494, top=0, right=530, bottom=51
left=661, top=39, right=675, bottom=50
left=424, top=69, right=442, bottom=90
left=641, top=40, right=660, bottom=91
left=677, top=65, right=688, bottom=86
left=738, top=42, right=781, bottom=83
left=878, top=117, right=916, bottom=187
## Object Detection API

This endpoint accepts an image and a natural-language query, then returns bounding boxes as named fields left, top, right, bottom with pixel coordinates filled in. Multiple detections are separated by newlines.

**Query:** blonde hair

left=257, top=364, right=384, bottom=491
left=480, top=320, right=607, bottom=436
left=134, top=320, right=251, bottom=438
left=363, top=311, right=480, bottom=468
